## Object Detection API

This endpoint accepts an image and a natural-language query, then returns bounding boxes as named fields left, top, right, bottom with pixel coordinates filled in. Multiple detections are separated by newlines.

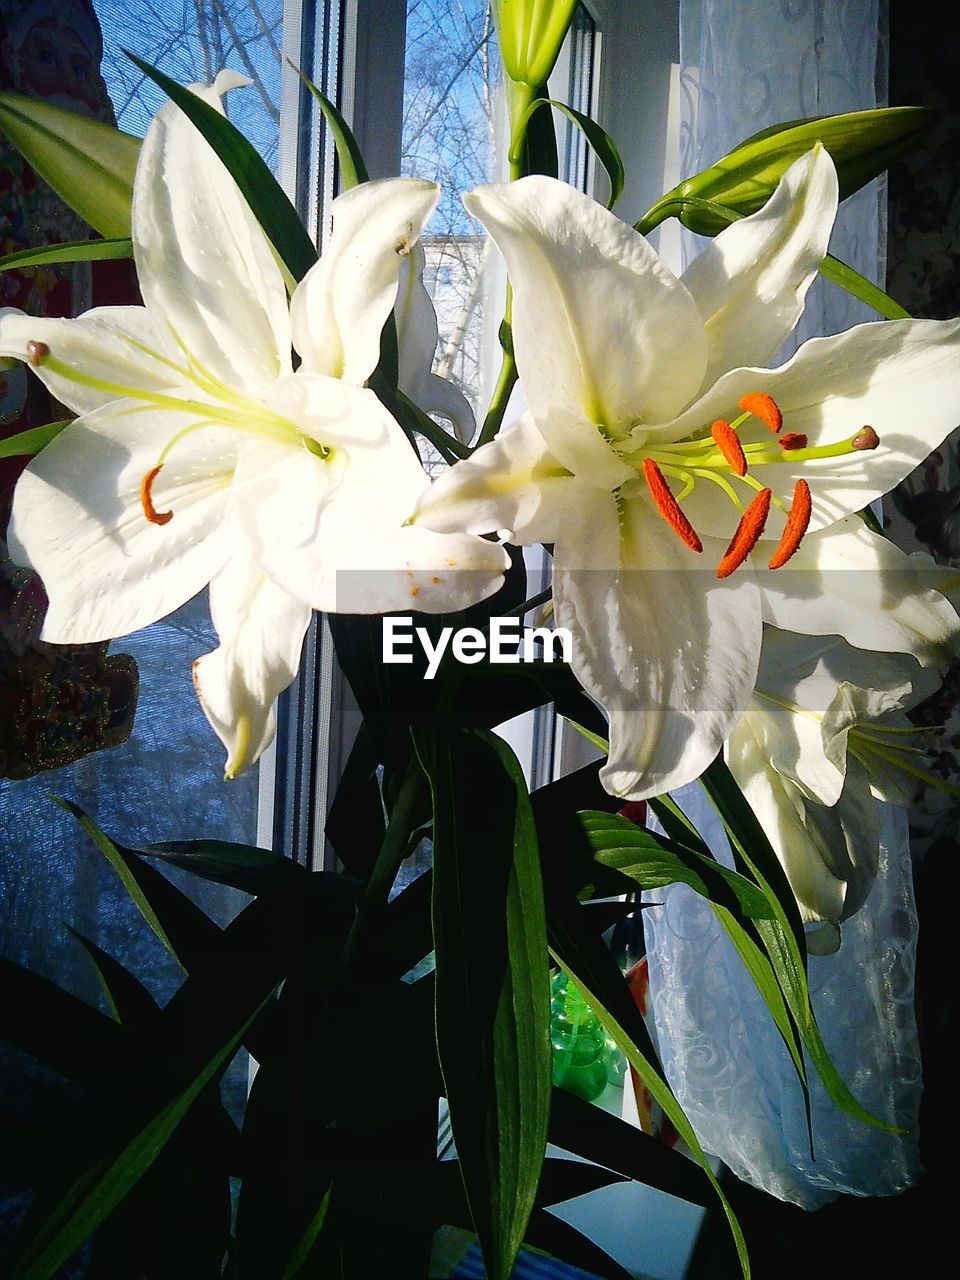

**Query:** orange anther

left=768, top=479, right=812, bottom=569
left=716, top=488, right=771, bottom=579
left=779, top=432, right=808, bottom=451
left=141, top=465, right=173, bottom=525
left=642, top=459, right=702, bottom=553
left=739, top=391, right=782, bottom=433
left=852, top=425, right=880, bottom=451
left=26, top=340, right=49, bottom=367
left=711, top=419, right=747, bottom=476
left=411, top=585, right=420, bottom=596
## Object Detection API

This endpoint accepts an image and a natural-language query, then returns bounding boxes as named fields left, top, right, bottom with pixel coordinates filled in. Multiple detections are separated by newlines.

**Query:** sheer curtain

left=642, top=0, right=923, bottom=1209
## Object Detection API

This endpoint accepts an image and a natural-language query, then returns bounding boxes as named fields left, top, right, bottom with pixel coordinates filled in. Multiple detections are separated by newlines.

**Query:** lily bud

left=492, top=0, right=578, bottom=88
left=647, top=106, right=937, bottom=236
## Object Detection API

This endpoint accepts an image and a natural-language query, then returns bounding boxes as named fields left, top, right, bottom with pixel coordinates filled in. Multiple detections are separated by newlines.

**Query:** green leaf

left=645, top=106, right=937, bottom=235
left=278, top=1188, right=331, bottom=1280
left=0, top=957, right=135, bottom=1096
left=0, top=90, right=139, bottom=239
left=67, top=928, right=159, bottom=1028
left=699, top=758, right=807, bottom=961
left=820, top=253, right=911, bottom=319
left=523, top=98, right=624, bottom=208
left=549, top=1087, right=712, bottom=1209
left=581, top=811, right=773, bottom=919
left=7, top=991, right=271, bottom=1280
left=145, top=839, right=308, bottom=896
left=0, top=238, right=133, bottom=274
left=582, top=810, right=808, bottom=1090
left=0, top=420, right=69, bottom=459
left=53, top=798, right=222, bottom=971
left=699, top=758, right=895, bottom=1133
left=297, top=72, right=369, bottom=190
left=547, top=895, right=750, bottom=1278
left=416, top=726, right=551, bottom=1280
left=125, top=53, right=317, bottom=284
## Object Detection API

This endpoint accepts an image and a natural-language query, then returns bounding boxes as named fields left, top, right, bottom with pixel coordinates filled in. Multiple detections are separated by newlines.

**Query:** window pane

left=96, top=0, right=284, bottom=164
left=0, top=1, right=286, bottom=1260
left=401, top=0, right=500, bottom=437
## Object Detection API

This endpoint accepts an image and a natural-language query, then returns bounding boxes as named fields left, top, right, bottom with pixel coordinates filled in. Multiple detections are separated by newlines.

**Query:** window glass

left=401, top=0, right=500, bottom=436
left=96, top=0, right=284, bottom=162
left=0, top=2, right=285, bottom=1254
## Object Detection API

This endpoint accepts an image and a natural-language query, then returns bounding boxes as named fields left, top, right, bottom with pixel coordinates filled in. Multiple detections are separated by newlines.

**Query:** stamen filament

left=42, top=354, right=299, bottom=443
left=716, top=487, right=771, bottom=578
left=690, top=467, right=743, bottom=510
left=849, top=739, right=960, bottom=802
left=642, top=459, right=702, bottom=553
left=768, top=479, right=812, bottom=569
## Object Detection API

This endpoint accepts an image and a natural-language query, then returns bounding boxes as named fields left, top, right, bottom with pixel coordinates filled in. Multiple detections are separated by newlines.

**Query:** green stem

left=397, top=390, right=471, bottom=461
left=475, top=348, right=518, bottom=449
left=506, top=80, right=537, bottom=180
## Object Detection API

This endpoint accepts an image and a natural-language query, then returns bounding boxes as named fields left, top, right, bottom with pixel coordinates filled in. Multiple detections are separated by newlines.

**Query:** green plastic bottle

left=550, top=970, right=621, bottom=1102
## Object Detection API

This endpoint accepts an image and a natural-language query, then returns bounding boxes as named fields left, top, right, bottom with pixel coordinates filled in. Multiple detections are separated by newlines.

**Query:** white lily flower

left=0, top=72, right=507, bottom=776
left=413, top=147, right=960, bottom=799
left=728, top=631, right=942, bottom=952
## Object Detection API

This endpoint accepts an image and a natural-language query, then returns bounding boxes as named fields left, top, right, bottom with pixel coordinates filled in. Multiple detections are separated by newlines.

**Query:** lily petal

left=727, top=719, right=853, bottom=936
left=193, top=550, right=311, bottom=778
left=758, top=517, right=960, bottom=667
left=232, top=377, right=508, bottom=613
left=465, top=176, right=707, bottom=434
left=412, top=412, right=577, bottom=544
left=681, top=145, right=838, bottom=393
left=0, top=306, right=179, bottom=417
left=668, top=318, right=960, bottom=539
left=291, top=178, right=440, bottom=385
left=7, top=400, right=238, bottom=642
left=395, top=243, right=476, bottom=442
left=133, top=74, right=292, bottom=394
left=749, top=632, right=915, bottom=805
left=553, top=494, right=761, bottom=799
